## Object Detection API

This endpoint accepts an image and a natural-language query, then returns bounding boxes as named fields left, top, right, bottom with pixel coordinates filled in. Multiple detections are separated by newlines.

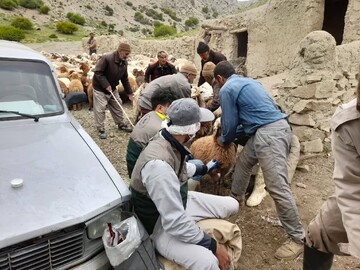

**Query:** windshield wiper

left=0, top=110, right=39, bottom=122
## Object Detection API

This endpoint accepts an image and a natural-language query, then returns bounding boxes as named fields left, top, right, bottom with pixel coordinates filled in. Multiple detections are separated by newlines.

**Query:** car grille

left=0, top=227, right=84, bottom=270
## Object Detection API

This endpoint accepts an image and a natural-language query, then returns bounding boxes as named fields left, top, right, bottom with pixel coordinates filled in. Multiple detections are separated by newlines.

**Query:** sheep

left=68, top=72, right=84, bottom=110
left=117, top=75, right=138, bottom=103
left=189, top=118, right=236, bottom=195
left=58, top=79, right=68, bottom=96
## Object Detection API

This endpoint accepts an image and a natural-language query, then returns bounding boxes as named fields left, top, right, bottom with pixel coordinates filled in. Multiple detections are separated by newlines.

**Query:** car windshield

left=0, top=59, right=63, bottom=120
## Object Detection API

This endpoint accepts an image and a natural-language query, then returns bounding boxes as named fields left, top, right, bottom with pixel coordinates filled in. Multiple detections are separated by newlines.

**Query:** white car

left=0, top=41, right=131, bottom=269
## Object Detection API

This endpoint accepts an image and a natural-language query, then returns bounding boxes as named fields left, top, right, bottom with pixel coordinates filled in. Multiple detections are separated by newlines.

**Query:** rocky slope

left=1, top=0, right=253, bottom=38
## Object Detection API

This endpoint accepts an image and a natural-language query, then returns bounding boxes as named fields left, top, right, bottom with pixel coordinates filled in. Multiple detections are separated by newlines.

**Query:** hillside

left=0, top=0, right=254, bottom=40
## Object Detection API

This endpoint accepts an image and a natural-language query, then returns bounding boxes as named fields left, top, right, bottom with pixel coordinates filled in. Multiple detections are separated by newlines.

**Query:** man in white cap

left=130, top=98, right=239, bottom=270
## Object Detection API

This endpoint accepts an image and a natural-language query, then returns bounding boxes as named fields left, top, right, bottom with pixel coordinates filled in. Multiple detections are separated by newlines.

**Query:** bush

left=100, top=20, right=107, bottom=27
left=154, top=24, right=176, bottom=37
left=153, top=20, right=162, bottom=28
left=104, top=5, right=113, bottom=16
left=85, top=4, right=92, bottom=9
left=185, top=16, right=199, bottom=28
left=0, top=25, right=25, bottom=41
left=56, top=21, right=78, bottom=34
left=0, top=0, right=18, bottom=10
left=161, top=8, right=181, bottom=22
left=11, top=17, right=33, bottom=30
left=49, top=33, right=57, bottom=38
left=202, top=6, right=209, bottom=13
left=66, top=12, right=85, bottom=25
left=145, top=8, right=163, bottom=21
left=125, top=1, right=132, bottom=7
left=19, top=0, right=43, bottom=9
left=134, top=11, right=151, bottom=25
left=39, top=5, right=50, bottom=14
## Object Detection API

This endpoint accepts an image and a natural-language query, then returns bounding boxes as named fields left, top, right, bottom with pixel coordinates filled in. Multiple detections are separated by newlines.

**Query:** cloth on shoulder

left=158, top=219, right=242, bottom=270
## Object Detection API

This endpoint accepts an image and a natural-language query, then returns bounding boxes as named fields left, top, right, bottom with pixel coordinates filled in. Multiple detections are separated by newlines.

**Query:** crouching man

left=130, top=98, right=239, bottom=270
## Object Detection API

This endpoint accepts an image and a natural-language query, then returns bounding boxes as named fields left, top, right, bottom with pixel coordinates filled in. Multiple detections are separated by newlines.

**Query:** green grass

left=0, top=13, right=89, bottom=43
left=144, top=27, right=199, bottom=40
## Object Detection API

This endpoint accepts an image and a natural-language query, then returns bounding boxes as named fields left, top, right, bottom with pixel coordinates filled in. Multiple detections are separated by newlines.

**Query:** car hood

left=0, top=119, right=130, bottom=249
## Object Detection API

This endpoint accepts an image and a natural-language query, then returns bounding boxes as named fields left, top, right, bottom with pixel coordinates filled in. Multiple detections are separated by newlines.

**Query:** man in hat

left=87, top=32, right=97, bottom=55
left=197, top=41, right=227, bottom=87
left=144, top=50, right=177, bottom=83
left=303, top=69, right=360, bottom=270
left=137, top=61, right=197, bottom=119
left=92, top=42, right=133, bottom=139
left=131, top=98, right=239, bottom=270
left=214, top=60, right=305, bottom=260
left=201, top=61, right=221, bottom=112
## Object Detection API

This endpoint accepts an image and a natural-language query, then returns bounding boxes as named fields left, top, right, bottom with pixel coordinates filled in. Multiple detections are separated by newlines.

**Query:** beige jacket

left=331, top=98, right=360, bottom=258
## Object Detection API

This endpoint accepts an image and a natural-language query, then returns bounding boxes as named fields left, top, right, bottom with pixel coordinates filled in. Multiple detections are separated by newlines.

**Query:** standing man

left=303, top=72, right=360, bottom=270
left=92, top=42, right=133, bottom=139
left=137, top=61, right=197, bottom=118
left=130, top=98, right=239, bottom=270
left=144, top=50, right=177, bottom=83
left=214, top=61, right=305, bottom=260
left=87, top=33, right=97, bottom=55
left=197, top=41, right=226, bottom=87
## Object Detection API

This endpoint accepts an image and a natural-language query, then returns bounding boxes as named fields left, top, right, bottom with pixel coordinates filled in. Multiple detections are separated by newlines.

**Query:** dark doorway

left=237, top=31, right=248, bottom=58
left=322, top=0, right=348, bottom=45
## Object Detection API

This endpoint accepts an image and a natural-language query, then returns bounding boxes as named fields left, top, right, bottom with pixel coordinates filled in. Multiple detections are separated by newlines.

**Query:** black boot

left=303, top=243, right=334, bottom=270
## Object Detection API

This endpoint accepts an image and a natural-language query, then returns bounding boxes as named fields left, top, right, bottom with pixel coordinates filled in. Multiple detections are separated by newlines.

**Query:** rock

left=292, top=126, right=325, bottom=142
left=289, top=113, right=315, bottom=127
left=301, top=138, right=324, bottom=153
left=296, top=182, right=307, bottom=188
left=296, top=165, right=310, bottom=172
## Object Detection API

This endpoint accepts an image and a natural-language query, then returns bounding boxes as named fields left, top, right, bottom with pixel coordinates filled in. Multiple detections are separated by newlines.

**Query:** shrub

left=185, top=16, right=199, bottom=28
left=128, top=25, right=140, bottom=32
left=66, top=12, right=85, bottom=25
left=134, top=12, right=151, bottom=25
left=39, top=5, right=50, bottom=14
left=11, top=17, right=33, bottom=30
left=56, top=21, right=78, bottom=34
left=100, top=20, right=107, bottom=27
left=145, top=8, right=163, bottom=21
left=0, top=0, right=18, bottom=10
left=0, top=25, right=25, bottom=41
left=153, top=20, right=162, bottom=28
left=18, top=0, right=43, bottom=9
left=202, top=6, right=209, bottom=13
left=104, top=5, right=113, bottom=16
left=85, top=4, right=92, bottom=9
left=213, top=10, right=218, bottom=18
left=125, top=1, right=132, bottom=7
left=154, top=24, right=176, bottom=37
left=49, top=33, right=57, bottom=38
left=161, top=8, right=181, bottom=22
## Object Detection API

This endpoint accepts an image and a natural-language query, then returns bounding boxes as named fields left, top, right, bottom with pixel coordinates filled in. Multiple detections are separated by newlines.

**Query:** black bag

left=114, top=214, right=164, bottom=270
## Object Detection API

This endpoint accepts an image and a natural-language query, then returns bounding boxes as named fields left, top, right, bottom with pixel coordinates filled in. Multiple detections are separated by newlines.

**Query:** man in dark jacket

left=92, top=42, right=133, bottom=139
left=145, top=51, right=177, bottom=83
left=197, top=41, right=227, bottom=87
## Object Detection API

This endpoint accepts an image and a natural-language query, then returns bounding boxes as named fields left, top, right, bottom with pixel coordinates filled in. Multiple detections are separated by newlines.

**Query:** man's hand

left=105, top=86, right=112, bottom=93
left=216, top=243, right=230, bottom=270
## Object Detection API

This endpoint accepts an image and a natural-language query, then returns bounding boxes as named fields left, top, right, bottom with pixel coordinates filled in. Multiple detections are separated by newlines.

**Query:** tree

left=154, top=24, right=176, bottom=37
left=11, top=17, right=33, bottom=30
left=56, top=21, right=78, bottom=34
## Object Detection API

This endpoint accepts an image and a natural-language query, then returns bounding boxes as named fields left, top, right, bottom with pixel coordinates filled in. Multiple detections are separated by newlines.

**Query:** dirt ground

left=71, top=102, right=360, bottom=270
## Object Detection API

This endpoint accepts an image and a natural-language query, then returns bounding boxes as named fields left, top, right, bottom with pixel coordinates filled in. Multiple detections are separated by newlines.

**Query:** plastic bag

left=102, top=216, right=142, bottom=266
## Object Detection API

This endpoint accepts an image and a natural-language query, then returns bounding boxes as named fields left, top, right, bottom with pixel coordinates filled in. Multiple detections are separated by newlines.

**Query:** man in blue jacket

left=214, top=60, right=305, bottom=261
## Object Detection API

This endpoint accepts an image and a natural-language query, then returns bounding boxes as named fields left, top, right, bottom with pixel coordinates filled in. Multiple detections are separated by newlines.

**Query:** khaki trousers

left=93, top=89, right=124, bottom=131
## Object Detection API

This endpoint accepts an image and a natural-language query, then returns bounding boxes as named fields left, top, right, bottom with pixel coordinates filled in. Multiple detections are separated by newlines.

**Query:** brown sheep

left=68, top=72, right=84, bottom=110
left=117, top=76, right=138, bottom=103
left=58, top=79, right=69, bottom=96
left=57, top=65, right=70, bottom=78
left=189, top=118, right=236, bottom=195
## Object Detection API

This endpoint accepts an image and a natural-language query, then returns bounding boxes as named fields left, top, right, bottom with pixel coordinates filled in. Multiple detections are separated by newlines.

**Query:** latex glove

left=206, top=159, right=219, bottom=173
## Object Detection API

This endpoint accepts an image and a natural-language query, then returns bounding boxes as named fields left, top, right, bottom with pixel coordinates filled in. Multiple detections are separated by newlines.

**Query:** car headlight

left=86, top=207, right=123, bottom=239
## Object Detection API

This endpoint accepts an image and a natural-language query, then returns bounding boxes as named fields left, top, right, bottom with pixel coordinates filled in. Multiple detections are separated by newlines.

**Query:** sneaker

left=274, top=238, right=303, bottom=260
left=118, top=124, right=132, bottom=133
left=98, top=130, right=107, bottom=139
